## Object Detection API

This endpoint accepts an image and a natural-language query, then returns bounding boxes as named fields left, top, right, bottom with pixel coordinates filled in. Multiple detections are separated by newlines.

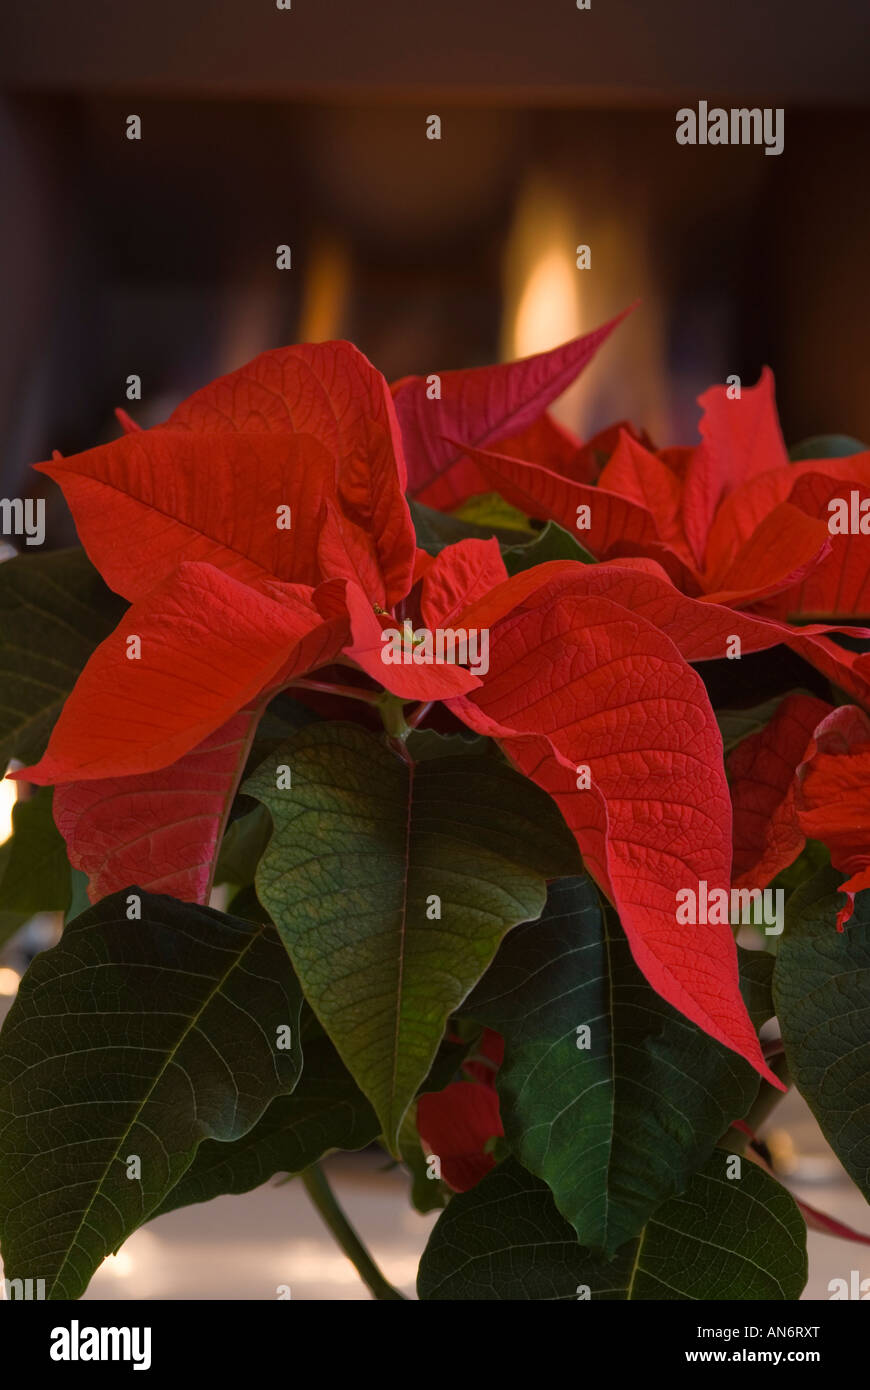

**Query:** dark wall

left=1, top=0, right=868, bottom=104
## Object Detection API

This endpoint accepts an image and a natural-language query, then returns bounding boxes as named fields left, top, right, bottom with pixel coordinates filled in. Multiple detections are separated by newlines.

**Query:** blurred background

left=1, top=0, right=869, bottom=507
left=1, top=0, right=869, bottom=1299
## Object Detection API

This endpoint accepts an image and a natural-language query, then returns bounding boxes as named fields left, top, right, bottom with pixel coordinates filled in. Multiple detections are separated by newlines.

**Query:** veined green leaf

left=462, top=876, right=771, bottom=1253
left=0, top=890, right=303, bottom=1299
left=418, top=1153, right=807, bottom=1300
left=244, top=722, right=580, bottom=1148
left=774, top=868, right=870, bottom=1201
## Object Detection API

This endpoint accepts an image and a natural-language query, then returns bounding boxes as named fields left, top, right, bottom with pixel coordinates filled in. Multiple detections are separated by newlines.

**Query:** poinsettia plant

left=1, top=310, right=869, bottom=1301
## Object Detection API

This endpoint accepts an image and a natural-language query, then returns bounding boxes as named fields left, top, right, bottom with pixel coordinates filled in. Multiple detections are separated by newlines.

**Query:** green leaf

left=737, top=945, right=776, bottom=1026
left=774, top=868, right=870, bottom=1201
left=207, top=696, right=324, bottom=893
left=152, top=1015, right=379, bottom=1219
left=717, top=695, right=811, bottom=755
left=769, top=837, right=830, bottom=900
left=0, top=838, right=28, bottom=950
left=154, top=1020, right=468, bottom=1219
left=409, top=499, right=534, bottom=555
left=65, top=868, right=92, bottom=926
left=461, top=877, right=770, bottom=1254
left=245, top=690, right=321, bottom=774
left=244, top=721, right=581, bottom=1149
left=0, top=889, right=303, bottom=1299
left=214, top=804, right=273, bottom=888
left=0, top=788, right=70, bottom=914
left=225, top=882, right=271, bottom=925
left=453, top=491, right=531, bottom=533
left=417, top=1153, right=807, bottom=1300
left=0, top=547, right=126, bottom=769
left=502, top=520, right=597, bottom=576
left=404, top=729, right=492, bottom=763
left=789, top=434, right=867, bottom=461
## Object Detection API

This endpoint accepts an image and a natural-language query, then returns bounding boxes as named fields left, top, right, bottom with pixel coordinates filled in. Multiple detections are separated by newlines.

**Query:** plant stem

left=290, top=678, right=381, bottom=704
left=406, top=700, right=434, bottom=730
left=375, top=691, right=412, bottom=738
left=300, top=1162, right=407, bottom=1300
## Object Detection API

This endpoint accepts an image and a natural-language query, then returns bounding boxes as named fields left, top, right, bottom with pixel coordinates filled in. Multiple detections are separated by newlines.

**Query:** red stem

left=289, top=678, right=381, bottom=705
left=406, top=700, right=434, bottom=730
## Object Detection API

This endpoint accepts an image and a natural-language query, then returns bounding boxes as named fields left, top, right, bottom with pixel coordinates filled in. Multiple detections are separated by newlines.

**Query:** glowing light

left=298, top=236, right=351, bottom=343
left=0, top=775, right=16, bottom=844
left=277, top=1239, right=418, bottom=1291
left=501, top=176, right=669, bottom=442
left=99, top=1249, right=136, bottom=1279
left=87, top=1228, right=163, bottom=1298
left=765, top=1128, right=799, bottom=1176
left=512, top=248, right=583, bottom=362
left=0, top=968, right=21, bottom=997
left=501, top=177, right=584, bottom=430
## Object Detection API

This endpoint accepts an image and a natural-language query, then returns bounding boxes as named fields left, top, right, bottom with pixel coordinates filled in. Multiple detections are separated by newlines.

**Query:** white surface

left=83, top=1153, right=437, bottom=1301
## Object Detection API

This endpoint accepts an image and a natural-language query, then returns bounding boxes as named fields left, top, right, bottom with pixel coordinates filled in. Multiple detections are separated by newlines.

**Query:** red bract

left=448, top=566, right=775, bottom=1079
left=392, top=307, right=632, bottom=506
left=448, top=366, right=870, bottom=698
left=39, top=342, right=417, bottom=608
left=14, top=343, right=438, bottom=898
left=797, top=706, right=870, bottom=928
left=9, top=337, right=781, bottom=1087
left=417, top=1029, right=505, bottom=1192
left=729, top=696, right=870, bottom=929
left=416, top=1082, right=503, bottom=1193
left=729, top=693, right=833, bottom=889
left=51, top=708, right=263, bottom=905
